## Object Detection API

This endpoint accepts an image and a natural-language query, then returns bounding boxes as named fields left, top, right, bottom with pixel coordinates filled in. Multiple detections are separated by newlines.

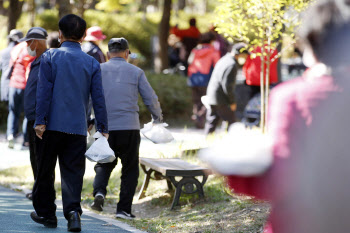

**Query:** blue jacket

left=35, top=41, right=108, bottom=136
left=24, top=51, right=47, bottom=121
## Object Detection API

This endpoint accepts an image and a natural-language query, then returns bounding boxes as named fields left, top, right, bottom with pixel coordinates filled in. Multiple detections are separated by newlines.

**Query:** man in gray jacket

left=205, top=43, right=249, bottom=134
left=91, top=38, right=163, bottom=219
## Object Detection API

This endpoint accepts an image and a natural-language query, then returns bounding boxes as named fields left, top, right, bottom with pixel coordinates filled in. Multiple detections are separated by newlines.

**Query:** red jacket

left=9, top=42, right=35, bottom=90
left=243, top=46, right=278, bottom=86
left=187, top=44, right=220, bottom=86
left=170, top=26, right=201, bottom=40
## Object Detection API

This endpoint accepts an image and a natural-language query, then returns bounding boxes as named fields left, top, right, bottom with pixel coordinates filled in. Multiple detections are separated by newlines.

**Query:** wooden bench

left=138, top=157, right=211, bottom=209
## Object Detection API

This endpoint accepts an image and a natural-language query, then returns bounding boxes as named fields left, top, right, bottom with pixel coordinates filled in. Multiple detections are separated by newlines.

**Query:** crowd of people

left=168, top=18, right=278, bottom=132
left=0, top=14, right=162, bottom=232
left=0, top=0, right=349, bottom=232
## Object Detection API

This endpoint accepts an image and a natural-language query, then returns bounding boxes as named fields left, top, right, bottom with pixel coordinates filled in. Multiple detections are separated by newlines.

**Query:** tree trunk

left=265, top=51, right=271, bottom=133
left=77, top=0, right=86, bottom=18
left=8, top=0, right=24, bottom=34
left=155, top=0, right=171, bottom=73
left=89, top=0, right=98, bottom=9
left=57, top=0, right=72, bottom=19
left=0, top=0, right=5, bottom=15
left=30, top=0, right=36, bottom=27
left=178, top=0, right=186, bottom=10
left=139, top=0, right=149, bottom=12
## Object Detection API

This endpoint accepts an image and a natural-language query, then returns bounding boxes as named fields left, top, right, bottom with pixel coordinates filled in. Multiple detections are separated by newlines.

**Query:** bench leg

left=166, top=179, right=173, bottom=191
left=171, top=182, right=182, bottom=209
left=169, top=176, right=206, bottom=209
left=137, top=165, right=153, bottom=200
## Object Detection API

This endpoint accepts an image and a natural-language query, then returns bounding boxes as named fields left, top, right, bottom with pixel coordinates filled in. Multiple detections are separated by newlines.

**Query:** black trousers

left=27, top=120, right=38, bottom=180
left=205, top=105, right=236, bottom=135
left=191, top=86, right=207, bottom=129
left=93, top=130, right=140, bottom=214
left=32, top=130, right=86, bottom=220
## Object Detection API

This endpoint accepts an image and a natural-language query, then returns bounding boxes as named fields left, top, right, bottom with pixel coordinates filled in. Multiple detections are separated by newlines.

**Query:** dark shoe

left=26, top=193, right=32, bottom=200
left=67, top=211, right=81, bottom=232
left=30, top=211, right=57, bottom=228
left=91, top=195, right=104, bottom=212
left=116, top=210, right=135, bottom=220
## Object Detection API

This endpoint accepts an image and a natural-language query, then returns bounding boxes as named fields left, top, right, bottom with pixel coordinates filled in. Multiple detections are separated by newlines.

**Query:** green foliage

left=95, top=0, right=135, bottom=12
left=138, top=71, right=192, bottom=123
left=84, top=10, right=158, bottom=62
left=214, top=0, right=311, bottom=49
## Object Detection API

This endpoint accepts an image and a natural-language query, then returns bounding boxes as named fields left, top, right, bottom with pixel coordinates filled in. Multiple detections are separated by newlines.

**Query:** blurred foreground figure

left=225, top=1, right=350, bottom=232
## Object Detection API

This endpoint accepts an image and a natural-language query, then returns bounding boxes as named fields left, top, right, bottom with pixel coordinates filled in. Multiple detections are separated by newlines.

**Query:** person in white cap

left=82, top=26, right=106, bottom=63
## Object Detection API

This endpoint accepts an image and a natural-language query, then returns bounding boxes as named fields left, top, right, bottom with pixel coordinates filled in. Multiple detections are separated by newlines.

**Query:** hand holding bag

left=85, top=132, right=116, bottom=163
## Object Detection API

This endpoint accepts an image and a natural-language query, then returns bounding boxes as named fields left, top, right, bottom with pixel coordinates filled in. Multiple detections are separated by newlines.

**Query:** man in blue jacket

left=19, top=27, right=48, bottom=200
left=30, top=14, right=108, bottom=232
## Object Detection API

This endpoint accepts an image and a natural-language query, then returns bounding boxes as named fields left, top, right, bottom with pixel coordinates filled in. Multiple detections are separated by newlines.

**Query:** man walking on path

left=20, top=27, right=48, bottom=200
left=31, top=14, right=108, bottom=232
left=0, top=30, right=23, bottom=102
left=91, top=38, right=163, bottom=219
left=205, top=43, right=249, bottom=134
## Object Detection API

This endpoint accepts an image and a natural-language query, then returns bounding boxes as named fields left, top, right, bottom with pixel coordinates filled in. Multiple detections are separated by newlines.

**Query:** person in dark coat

left=205, top=43, right=249, bottom=134
left=82, top=26, right=106, bottom=64
left=30, top=14, right=108, bottom=232
left=20, top=27, right=49, bottom=201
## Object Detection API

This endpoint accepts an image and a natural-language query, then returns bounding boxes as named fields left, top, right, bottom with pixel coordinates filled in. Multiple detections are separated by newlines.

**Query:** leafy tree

left=214, top=0, right=311, bottom=132
left=95, top=0, right=135, bottom=12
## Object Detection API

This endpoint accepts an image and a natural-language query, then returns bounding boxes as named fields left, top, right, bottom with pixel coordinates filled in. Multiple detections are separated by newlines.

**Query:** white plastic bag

left=85, top=132, right=116, bottom=163
left=141, top=122, right=174, bottom=144
left=199, top=123, right=273, bottom=176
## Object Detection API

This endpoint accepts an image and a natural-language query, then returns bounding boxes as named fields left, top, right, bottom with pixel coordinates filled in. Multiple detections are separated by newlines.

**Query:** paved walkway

left=0, top=185, right=144, bottom=233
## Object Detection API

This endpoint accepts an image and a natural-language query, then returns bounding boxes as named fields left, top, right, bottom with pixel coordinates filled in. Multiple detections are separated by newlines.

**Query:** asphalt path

left=0, top=185, right=144, bottom=233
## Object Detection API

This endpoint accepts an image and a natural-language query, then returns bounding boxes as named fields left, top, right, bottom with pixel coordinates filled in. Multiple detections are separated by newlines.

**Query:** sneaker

left=7, top=135, right=14, bottom=149
left=21, top=142, right=29, bottom=150
left=91, top=195, right=104, bottom=211
left=116, top=210, right=135, bottom=220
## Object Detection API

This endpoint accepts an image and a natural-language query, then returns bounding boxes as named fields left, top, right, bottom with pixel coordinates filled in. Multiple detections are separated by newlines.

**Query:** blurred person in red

left=6, top=38, right=35, bottom=149
left=171, top=18, right=201, bottom=69
left=225, top=0, right=350, bottom=232
left=82, top=26, right=106, bottom=64
left=243, top=46, right=279, bottom=98
left=187, top=32, right=220, bottom=128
